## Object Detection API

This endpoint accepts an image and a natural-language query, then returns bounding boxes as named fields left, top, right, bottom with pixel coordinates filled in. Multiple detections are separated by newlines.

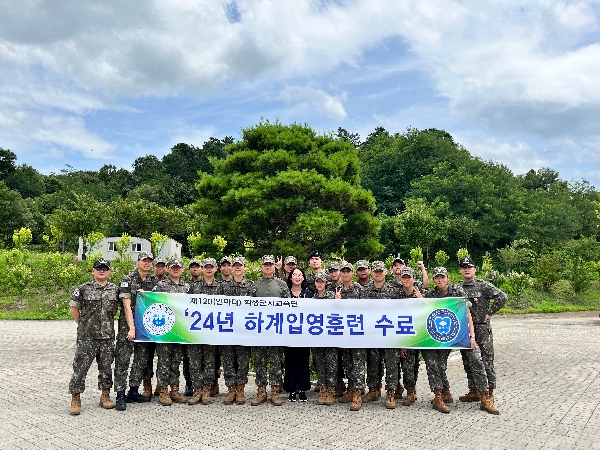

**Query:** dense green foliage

left=1, top=121, right=600, bottom=314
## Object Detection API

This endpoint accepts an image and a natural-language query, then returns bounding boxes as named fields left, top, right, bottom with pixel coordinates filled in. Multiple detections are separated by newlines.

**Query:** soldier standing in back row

left=68, top=259, right=119, bottom=415
left=456, top=257, right=506, bottom=413
left=113, top=251, right=158, bottom=411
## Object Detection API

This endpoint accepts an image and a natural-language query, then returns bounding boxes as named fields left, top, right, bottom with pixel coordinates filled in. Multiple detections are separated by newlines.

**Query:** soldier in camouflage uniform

left=249, top=255, right=291, bottom=406
left=335, top=262, right=366, bottom=411
left=153, top=258, right=189, bottom=406
left=355, top=260, right=371, bottom=287
left=113, top=251, right=158, bottom=411
left=221, top=256, right=254, bottom=405
left=185, top=257, right=222, bottom=405
left=145, top=257, right=167, bottom=397
left=394, top=267, right=424, bottom=407
left=305, top=250, right=325, bottom=294
left=68, top=259, right=118, bottom=415
left=275, top=255, right=297, bottom=280
left=182, top=258, right=203, bottom=397
left=456, top=257, right=505, bottom=414
left=325, top=261, right=346, bottom=396
left=360, top=261, right=399, bottom=409
left=426, top=266, right=494, bottom=413
left=311, top=272, right=337, bottom=405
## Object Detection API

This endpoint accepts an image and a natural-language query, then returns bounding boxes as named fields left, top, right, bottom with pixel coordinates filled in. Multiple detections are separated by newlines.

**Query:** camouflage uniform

left=339, top=283, right=366, bottom=391
left=305, top=271, right=327, bottom=295
left=114, top=271, right=158, bottom=392
left=361, top=281, right=400, bottom=391
left=311, top=290, right=338, bottom=387
left=395, top=287, right=422, bottom=392
left=455, top=278, right=507, bottom=390
left=187, top=279, right=222, bottom=388
left=249, top=277, right=290, bottom=387
left=69, top=281, right=119, bottom=394
left=153, top=278, right=189, bottom=387
left=220, top=278, right=254, bottom=387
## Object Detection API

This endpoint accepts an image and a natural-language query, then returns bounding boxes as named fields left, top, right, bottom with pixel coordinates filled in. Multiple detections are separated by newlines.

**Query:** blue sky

left=2, top=0, right=600, bottom=186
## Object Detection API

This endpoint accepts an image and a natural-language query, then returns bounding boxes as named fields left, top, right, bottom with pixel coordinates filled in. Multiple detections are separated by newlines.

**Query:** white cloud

left=280, top=86, right=347, bottom=119
left=169, top=125, right=217, bottom=149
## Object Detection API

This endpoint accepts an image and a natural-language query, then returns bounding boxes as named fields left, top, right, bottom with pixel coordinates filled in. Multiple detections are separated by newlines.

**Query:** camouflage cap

left=371, top=260, right=387, bottom=271
left=432, top=267, right=448, bottom=277
left=314, top=272, right=328, bottom=282
left=284, top=255, right=298, bottom=265
left=261, top=255, right=276, bottom=264
left=93, top=258, right=111, bottom=270
left=355, top=260, right=370, bottom=270
left=220, top=256, right=233, bottom=265
left=399, top=267, right=415, bottom=277
left=459, top=257, right=476, bottom=268
left=188, top=258, right=203, bottom=268
left=137, top=251, right=154, bottom=261
left=166, top=258, right=183, bottom=268
left=232, top=256, right=246, bottom=265
left=153, top=256, right=167, bottom=266
left=339, top=261, right=354, bottom=271
left=203, top=257, right=217, bottom=267
left=327, top=261, right=341, bottom=271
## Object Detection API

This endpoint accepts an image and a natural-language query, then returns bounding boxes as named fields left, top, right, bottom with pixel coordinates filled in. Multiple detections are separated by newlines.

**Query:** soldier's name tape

left=134, top=292, right=471, bottom=349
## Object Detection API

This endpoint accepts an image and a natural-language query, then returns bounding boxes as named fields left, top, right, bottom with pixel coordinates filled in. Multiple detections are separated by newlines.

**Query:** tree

left=0, top=182, right=37, bottom=246
left=394, top=198, right=448, bottom=261
left=194, top=121, right=383, bottom=259
left=5, top=164, right=45, bottom=198
left=336, top=127, right=361, bottom=147
left=0, top=148, right=16, bottom=181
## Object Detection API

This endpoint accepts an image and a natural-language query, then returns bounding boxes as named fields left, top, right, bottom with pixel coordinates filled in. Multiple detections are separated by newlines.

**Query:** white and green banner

left=134, top=292, right=471, bottom=349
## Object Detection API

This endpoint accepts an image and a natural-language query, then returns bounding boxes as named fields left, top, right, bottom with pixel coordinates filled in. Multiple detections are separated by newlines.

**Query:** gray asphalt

left=1, top=311, right=600, bottom=449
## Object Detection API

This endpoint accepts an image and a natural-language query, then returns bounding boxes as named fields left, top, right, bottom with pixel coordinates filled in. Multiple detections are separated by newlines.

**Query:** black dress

left=283, top=289, right=313, bottom=392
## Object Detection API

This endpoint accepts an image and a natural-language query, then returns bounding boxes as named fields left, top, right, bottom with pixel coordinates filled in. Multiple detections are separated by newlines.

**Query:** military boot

left=317, top=385, right=328, bottom=405
left=187, top=388, right=202, bottom=405
left=250, top=386, right=267, bottom=406
left=158, top=386, right=172, bottom=406
left=324, top=386, right=335, bottom=405
left=350, top=389, right=363, bottom=411
left=170, top=385, right=186, bottom=403
left=210, top=381, right=219, bottom=397
left=394, top=382, right=404, bottom=399
left=362, top=387, right=380, bottom=403
left=201, top=385, right=214, bottom=405
left=459, top=389, right=481, bottom=402
left=488, top=388, right=495, bottom=403
left=224, top=385, right=236, bottom=405
left=432, top=390, right=450, bottom=413
left=127, top=386, right=150, bottom=403
left=69, top=393, right=81, bottom=415
left=442, top=389, right=454, bottom=403
left=99, top=389, right=115, bottom=409
left=385, top=389, right=396, bottom=409
left=335, top=379, right=346, bottom=397
left=236, top=384, right=246, bottom=405
left=142, top=379, right=153, bottom=398
left=402, top=389, right=417, bottom=406
left=339, top=387, right=355, bottom=403
left=480, top=391, right=500, bottom=415
left=270, top=385, right=283, bottom=406
left=115, top=390, right=127, bottom=411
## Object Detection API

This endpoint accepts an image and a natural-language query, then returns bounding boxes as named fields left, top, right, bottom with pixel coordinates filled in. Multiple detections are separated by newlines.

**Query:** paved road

left=1, top=311, right=599, bottom=449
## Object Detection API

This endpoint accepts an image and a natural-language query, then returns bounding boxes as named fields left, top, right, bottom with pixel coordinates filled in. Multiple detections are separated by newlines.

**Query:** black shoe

left=115, top=391, right=127, bottom=411
left=288, top=392, right=297, bottom=402
left=126, top=387, right=151, bottom=403
left=298, top=391, right=308, bottom=402
left=184, top=385, right=194, bottom=397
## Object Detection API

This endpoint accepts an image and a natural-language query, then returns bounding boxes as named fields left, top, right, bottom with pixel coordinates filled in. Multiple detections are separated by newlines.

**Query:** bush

left=532, top=253, right=562, bottom=292
left=502, top=271, right=533, bottom=309
left=565, top=256, right=592, bottom=293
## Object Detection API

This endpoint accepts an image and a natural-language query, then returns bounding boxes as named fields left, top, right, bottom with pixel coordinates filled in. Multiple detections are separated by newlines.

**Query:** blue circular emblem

left=426, top=308, right=460, bottom=343
left=143, top=303, right=175, bottom=336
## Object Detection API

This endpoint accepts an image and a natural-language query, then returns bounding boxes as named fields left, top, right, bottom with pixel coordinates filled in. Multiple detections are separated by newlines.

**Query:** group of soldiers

left=67, top=249, right=507, bottom=416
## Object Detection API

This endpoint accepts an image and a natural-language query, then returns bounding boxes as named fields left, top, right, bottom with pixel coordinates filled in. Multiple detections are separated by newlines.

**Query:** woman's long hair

left=287, top=267, right=308, bottom=291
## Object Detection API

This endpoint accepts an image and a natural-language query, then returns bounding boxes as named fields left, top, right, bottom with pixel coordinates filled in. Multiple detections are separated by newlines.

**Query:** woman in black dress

left=283, top=267, right=313, bottom=401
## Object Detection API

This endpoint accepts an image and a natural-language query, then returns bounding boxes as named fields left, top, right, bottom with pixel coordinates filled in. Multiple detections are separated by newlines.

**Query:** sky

left=1, top=0, right=600, bottom=185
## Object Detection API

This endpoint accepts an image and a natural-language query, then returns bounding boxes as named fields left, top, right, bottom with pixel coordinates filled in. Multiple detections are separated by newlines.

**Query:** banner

left=134, top=292, right=471, bottom=349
